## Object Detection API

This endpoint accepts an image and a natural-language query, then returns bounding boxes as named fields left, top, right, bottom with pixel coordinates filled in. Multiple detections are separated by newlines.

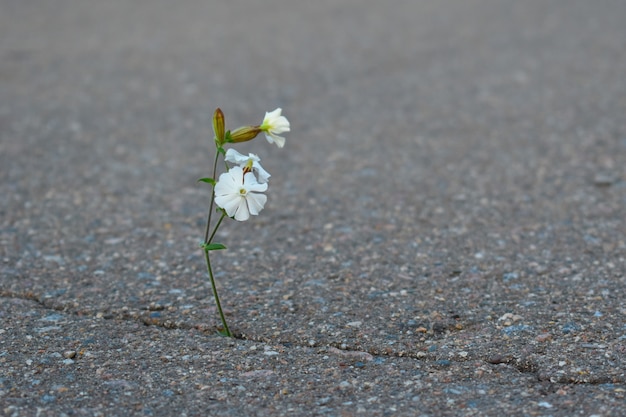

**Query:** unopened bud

left=229, top=126, right=262, bottom=143
left=212, top=108, right=226, bottom=145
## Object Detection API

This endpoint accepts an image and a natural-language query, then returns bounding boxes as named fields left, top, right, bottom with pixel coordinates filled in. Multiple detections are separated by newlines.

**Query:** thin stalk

left=208, top=212, right=227, bottom=245
left=203, top=248, right=232, bottom=337
left=203, top=150, right=221, bottom=244
left=201, top=147, right=232, bottom=336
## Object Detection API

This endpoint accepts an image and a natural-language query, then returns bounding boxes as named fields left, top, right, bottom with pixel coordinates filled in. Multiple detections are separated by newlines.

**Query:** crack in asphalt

left=2, top=290, right=624, bottom=386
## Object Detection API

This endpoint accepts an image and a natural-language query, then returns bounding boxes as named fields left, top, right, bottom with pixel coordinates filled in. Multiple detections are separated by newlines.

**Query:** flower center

left=243, top=159, right=254, bottom=175
left=239, top=188, right=247, bottom=196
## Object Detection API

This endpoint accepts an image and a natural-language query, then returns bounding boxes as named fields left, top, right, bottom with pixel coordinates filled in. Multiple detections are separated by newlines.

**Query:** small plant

left=198, top=108, right=290, bottom=337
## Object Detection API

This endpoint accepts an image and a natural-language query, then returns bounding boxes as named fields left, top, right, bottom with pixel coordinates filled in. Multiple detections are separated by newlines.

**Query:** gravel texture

left=1, top=0, right=625, bottom=415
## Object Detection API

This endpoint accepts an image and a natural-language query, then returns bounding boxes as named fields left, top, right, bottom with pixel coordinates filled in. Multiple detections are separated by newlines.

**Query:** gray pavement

left=1, top=0, right=625, bottom=415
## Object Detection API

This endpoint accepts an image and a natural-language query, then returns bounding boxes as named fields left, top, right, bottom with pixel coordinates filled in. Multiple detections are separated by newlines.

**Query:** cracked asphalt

left=1, top=0, right=625, bottom=415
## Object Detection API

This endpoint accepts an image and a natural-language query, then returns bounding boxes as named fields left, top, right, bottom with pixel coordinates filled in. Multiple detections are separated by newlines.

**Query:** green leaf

left=201, top=242, right=227, bottom=251
left=224, top=130, right=234, bottom=143
left=198, top=177, right=216, bottom=185
left=217, top=146, right=226, bottom=156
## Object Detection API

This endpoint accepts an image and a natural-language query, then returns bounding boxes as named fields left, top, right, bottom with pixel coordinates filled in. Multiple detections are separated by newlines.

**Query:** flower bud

left=212, top=108, right=226, bottom=145
left=229, top=125, right=262, bottom=143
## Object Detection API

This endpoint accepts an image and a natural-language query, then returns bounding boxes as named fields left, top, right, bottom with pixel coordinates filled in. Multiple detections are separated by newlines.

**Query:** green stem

left=203, top=150, right=221, bottom=244
left=203, top=247, right=232, bottom=337
left=208, top=211, right=227, bottom=244
left=202, top=147, right=232, bottom=337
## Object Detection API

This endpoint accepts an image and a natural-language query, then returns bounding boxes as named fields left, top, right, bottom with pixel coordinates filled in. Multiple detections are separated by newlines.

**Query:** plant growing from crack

left=199, top=108, right=290, bottom=337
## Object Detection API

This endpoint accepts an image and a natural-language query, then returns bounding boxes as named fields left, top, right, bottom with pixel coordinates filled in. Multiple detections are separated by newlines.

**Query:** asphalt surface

left=1, top=0, right=626, bottom=416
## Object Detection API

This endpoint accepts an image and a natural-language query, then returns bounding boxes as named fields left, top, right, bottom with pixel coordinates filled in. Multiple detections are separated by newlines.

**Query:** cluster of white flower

left=214, top=108, right=290, bottom=221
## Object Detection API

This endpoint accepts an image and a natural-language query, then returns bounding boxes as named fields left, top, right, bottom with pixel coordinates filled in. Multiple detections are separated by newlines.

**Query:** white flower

left=259, top=108, right=290, bottom=148
left=224, top=148, right=271, bottom=183
left=214, top=166, right=268, bottom=221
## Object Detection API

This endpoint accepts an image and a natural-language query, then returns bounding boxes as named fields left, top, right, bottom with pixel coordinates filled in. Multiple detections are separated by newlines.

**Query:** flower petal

left=214, top=172, right=237, bottom=196
left=260, top=108, right=290, bottom=148
left=243, top=172, right=268, bottom=192
left=224, top=148, right=246, bottom=164
left=246, top=192, right=267, bottom=216
left=233, top=202, right=250, bottom=221
left=264, top=133, right=285, bottom=148
left=213, top=166, right=268, bottom=221
left=215, top=194, right=243, bottom=218
left=253, top=161, right=271, bottom=183
left=270, top=118, right=290, bottom=134
left=264, top=108, right=282, bottom=121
